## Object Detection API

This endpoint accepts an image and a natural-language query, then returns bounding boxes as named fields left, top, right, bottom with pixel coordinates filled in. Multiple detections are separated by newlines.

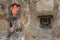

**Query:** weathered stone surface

left=0, top=0, right=60, bottom=40
left=36, top=0, right=54, bottom=12
left=0, top=19, right=8, bottom=31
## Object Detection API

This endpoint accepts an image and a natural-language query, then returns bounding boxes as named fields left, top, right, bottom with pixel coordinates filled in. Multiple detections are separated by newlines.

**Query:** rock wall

left=0, top=0, right=60, bottom=40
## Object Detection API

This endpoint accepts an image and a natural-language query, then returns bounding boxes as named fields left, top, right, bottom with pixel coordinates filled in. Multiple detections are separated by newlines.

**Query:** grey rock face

left=0, top=0, right=60, bottom=40
left=36, top=0, right=54, bottom=12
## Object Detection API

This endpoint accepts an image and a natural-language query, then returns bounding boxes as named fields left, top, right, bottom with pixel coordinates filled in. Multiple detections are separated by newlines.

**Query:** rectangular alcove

left=38, top=15, right=53, bottom=29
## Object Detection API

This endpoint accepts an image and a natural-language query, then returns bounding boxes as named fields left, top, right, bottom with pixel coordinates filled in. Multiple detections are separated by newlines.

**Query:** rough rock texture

left=0, top=0, right=60, bottom=40
left=36, top=0, right=54, bottom=12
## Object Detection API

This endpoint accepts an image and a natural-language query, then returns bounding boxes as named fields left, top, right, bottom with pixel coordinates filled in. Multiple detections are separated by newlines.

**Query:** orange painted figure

left=6, top=3, right=22, bottom=39
left=1, top=3, right=27, bottom=40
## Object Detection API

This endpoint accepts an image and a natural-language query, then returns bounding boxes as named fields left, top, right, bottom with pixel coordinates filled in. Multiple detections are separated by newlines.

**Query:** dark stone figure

left=7, top=3, right=22, bottom=38
left=1, top=3, right=22, bottom=40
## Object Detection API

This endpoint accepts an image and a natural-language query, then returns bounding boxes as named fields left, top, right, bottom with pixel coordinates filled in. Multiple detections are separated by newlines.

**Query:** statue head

left=10, top=3, right=20, bottom=16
